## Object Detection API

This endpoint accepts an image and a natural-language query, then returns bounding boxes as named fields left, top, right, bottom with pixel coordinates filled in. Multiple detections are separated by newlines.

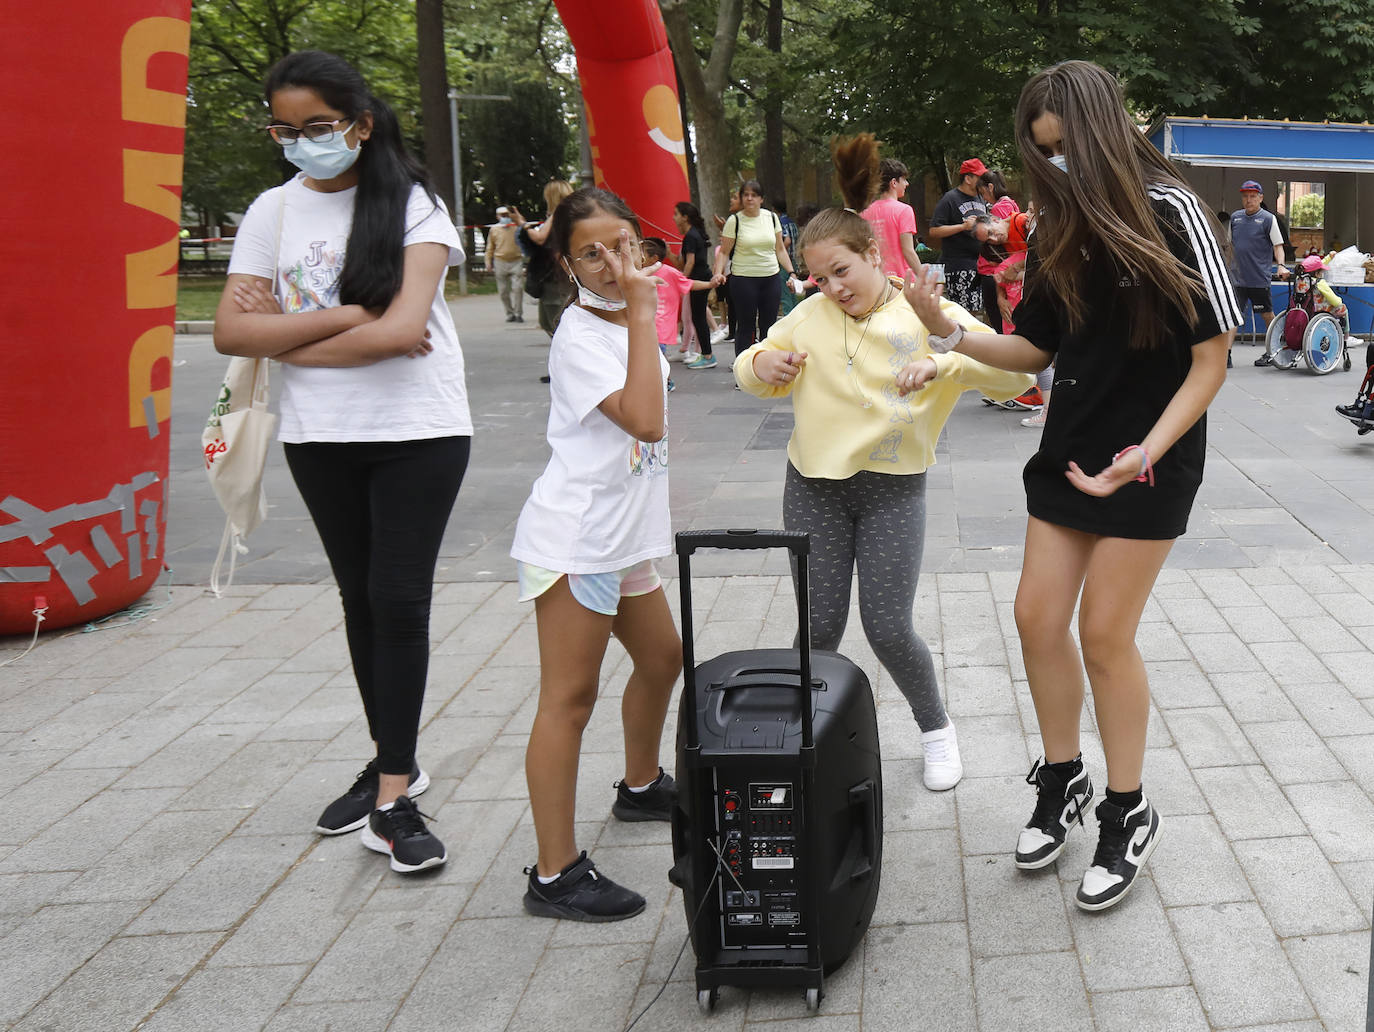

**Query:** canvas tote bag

left=203, top=191, right=284, bottom=596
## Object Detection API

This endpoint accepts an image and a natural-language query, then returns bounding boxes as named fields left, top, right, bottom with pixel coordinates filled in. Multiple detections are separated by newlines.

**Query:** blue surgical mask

left=283, top=124, right=362, bottom=181
left=1047, top=154, right=1068, bottom=174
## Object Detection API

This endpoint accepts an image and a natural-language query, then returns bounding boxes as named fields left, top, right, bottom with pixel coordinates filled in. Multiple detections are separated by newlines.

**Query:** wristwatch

left=928, top=323, right=965, bottom=353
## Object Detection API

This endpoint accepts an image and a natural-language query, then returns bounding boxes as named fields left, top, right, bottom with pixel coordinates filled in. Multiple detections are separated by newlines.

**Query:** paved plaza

left=3, top=291, right=1374, bottom=1030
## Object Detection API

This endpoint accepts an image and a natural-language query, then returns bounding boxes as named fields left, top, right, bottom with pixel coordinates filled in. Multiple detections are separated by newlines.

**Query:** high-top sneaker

left=1014, top=758, right=1094, bottom=869
left=1075, top=796, right=1162, bottom=911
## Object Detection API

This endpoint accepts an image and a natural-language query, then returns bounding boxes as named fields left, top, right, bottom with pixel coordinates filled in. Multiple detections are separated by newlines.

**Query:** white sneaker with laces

left=710, top=327, right=727, bottom=345
left=921, top=723, right=963, bottom=790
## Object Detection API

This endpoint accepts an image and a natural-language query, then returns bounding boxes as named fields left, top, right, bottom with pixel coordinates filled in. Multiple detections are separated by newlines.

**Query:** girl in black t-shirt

left=673, top=201, right=714, bottom=359
left=901, top=60, right=1240, bottom=912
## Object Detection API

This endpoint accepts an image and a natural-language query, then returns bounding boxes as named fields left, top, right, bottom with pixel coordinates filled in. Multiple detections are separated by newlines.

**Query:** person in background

left=976, top=170, right=1021, bottom=332
left=1229, top=179, right=1289, bottom=367
left=713, top=180, right=800, bottom=363
left=485, top=205, right=525, bottom=323
left=513, top=180, right=577, bottom=346
left=777, top=202, right=802, bottom=315
left=641, top=236, right=713, bottom=390
left=929, top=158, right=991, bottom=314
left=861, top=148, right=922, bottom=280
left=673, top=201, right=716, bottom=366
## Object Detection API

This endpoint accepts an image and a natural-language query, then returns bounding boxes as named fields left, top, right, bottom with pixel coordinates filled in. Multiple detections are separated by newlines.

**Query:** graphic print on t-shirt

left=283, top=237, right=346, bottom=313
left=629, top=434, right=669, bottom=477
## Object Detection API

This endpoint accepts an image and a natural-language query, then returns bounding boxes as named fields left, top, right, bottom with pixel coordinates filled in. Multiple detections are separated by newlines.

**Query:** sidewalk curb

left=176, top=320, right=214, bottom=335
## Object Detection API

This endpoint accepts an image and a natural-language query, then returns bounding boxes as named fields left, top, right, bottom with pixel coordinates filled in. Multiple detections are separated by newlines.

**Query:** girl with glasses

left=213, top=50, right=470, bottom=874
left=511, top=188, right=681, bottom=922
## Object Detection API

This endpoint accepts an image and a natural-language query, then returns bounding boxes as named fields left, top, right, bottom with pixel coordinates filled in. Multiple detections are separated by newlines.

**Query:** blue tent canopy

left=1149, top=117, right=1374, bottom=173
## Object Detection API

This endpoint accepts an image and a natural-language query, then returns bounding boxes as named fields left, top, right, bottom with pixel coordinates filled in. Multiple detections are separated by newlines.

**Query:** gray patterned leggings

left=783, top=464, right=947, bottom=732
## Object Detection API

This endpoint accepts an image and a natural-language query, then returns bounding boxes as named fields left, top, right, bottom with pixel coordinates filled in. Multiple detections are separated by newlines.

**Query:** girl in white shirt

left=215, top=50, right=467, bottom=876
left=511, top=188, right=681, bottom=922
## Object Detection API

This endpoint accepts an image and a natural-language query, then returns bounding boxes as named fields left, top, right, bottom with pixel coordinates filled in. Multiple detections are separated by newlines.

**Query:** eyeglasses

left=571, top=241, right=640, bottom=274
left=265, top=119, right=353, bottom=145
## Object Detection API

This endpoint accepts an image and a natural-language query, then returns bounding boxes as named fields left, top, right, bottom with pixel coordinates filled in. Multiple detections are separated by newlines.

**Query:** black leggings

left=732, top=272, right=783, bottom=357
left=284, top=436, right=470, bottom=774
left=688, top=287, right=712, bottom=356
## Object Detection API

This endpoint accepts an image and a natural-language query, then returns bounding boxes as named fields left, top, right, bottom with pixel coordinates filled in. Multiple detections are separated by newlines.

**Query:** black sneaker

left=360, top=795, right=447, bottom=873
left=1255, top=353, right=1273, bottom=367
left=523, top=852, right=646, bottom=922
left=314, top=764, right=428, bottom=835
left=1014, top=758, right=1094, bottom=869
left=611, top=768, right=676, bottom=822
left=1075, top=796, right=1162, bottom=911
left=315, top=761, right=429, bottom=835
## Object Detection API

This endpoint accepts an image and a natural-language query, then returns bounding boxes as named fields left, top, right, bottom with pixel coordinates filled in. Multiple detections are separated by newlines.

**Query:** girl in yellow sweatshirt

left=734, top=135, right=1032, bottom=791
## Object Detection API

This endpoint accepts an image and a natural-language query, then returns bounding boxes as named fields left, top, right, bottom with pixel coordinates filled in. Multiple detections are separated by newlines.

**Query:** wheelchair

left=1260, top=263, right=1354, bottom=375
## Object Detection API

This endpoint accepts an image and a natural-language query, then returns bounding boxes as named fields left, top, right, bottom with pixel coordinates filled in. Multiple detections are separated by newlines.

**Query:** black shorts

left=1234, top=286, right=1272, bottom=314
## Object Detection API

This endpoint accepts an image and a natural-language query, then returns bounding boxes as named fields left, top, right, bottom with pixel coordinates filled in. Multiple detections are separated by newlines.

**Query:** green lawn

left=177, top=272, right=499, bottom=321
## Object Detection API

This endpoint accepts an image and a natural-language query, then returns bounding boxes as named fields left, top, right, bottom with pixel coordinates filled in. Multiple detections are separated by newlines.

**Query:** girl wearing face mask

left=734, top=135, right=1033, bottom=793
left=904, top=60, right=1240, bottom=911
left=214, top=51, right=470, bottom=875
left=510, top=188, right=682, bottom=922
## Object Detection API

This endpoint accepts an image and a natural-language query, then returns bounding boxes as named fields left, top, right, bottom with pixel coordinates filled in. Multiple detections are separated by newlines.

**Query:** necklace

left=841, top=282, right=891, bottom=408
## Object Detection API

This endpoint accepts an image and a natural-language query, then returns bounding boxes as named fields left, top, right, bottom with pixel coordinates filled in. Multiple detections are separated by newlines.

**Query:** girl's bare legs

left=611, top=587, right=682, bottom=787
left=1015, top=517, right=1173, bottom=788
left=526, top=579, right=614, bottom=877
left=1014, top=518, right=1093, bottom=764
left=1078, top=536, right=1173, bottom=791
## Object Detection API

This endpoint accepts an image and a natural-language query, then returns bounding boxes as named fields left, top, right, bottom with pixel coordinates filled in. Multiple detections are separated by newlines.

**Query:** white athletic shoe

left=921, top=723, right=963, bottom=791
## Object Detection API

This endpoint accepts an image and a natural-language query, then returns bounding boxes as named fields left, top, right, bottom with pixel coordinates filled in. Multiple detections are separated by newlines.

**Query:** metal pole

left=448, top=89, right=466, bottom=295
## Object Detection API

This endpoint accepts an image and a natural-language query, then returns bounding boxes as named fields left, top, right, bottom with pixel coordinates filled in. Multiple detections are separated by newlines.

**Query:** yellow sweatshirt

left=733, top=287, right=1034, bottom=479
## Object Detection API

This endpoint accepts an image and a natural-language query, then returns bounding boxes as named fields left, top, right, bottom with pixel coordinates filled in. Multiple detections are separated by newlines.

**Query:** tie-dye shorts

left=516, top=558, right=661, bottom=616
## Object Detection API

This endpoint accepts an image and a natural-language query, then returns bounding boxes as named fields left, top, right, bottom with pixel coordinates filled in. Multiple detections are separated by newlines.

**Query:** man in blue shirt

left=1230, top=180, right=1290, bottom=367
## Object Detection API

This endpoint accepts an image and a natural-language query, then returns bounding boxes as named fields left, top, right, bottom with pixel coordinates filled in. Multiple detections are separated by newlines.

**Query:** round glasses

left=265, top=119, right=353, bottom=146
left=571, top=241, right=640, bottom=275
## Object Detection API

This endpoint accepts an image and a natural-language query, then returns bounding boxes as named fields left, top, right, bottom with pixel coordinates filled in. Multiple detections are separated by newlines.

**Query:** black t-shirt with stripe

left=1012, top=184, right=1242, bottom=539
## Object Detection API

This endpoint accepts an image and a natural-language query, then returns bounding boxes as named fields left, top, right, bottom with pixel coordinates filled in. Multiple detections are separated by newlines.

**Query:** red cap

left=959, top=158, right=988, bottom=177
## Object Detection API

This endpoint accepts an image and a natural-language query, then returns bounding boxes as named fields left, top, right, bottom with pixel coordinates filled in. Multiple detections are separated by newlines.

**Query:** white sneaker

left=709, top=327, right=727, bottom=345
left=682, top=351, right=702, bottom=365
left=921, top=723, right=963, bottom=791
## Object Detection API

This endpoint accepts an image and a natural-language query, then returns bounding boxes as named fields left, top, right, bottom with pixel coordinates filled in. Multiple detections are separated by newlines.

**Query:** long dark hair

left=674, top=200, right=706, bottom=237
left=549, top=187, right=642, bottom=262
left=265, top=51, right=439, bottom=309
left=1015, top=61, right=1207, bottom=350
left=979, top=169, right=1010, bottom=201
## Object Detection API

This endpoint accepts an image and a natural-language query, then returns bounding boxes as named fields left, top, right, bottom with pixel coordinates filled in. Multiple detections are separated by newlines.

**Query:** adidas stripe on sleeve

left=1148, top=184, right=1244, bottom=336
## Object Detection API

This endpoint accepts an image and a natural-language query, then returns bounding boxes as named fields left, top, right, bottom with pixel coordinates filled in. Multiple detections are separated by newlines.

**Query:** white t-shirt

left=511, top=305, right=671, bottom=573
left=227, top=173, right=472, bottom=443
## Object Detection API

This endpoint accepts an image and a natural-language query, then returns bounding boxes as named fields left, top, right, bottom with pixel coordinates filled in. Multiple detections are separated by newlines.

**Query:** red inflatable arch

left=555, top=0, right=691, bottom=244
left=0, top=1, right=190, bottom=634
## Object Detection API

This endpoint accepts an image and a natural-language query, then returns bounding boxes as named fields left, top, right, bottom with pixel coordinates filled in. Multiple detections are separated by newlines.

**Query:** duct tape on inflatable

left=0, top=1, right=190, bottom=634
left=555, top=0, right=690, bottom=244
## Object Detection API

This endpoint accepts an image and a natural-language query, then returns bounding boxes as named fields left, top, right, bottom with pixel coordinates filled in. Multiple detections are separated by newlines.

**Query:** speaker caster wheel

left=806, top=987, right=822, bottom=1012
left=698, top=988, right=718, bottom=1014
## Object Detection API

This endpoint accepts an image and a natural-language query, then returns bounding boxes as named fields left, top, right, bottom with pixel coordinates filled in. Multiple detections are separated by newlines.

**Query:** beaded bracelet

left=1113, top=445, right=1155, bottom=487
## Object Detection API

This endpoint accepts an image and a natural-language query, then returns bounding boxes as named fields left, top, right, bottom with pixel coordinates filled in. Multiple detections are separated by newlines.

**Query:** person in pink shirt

left=977, top=169, right=1022, bottom=332
left=861, top=152, right=921, bottom=279
left=642, top=238, right=712, bottom=388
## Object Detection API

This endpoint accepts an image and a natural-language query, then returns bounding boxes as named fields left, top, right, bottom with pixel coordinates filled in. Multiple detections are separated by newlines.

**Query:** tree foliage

left=1291, top=191, right=1324, bottom=228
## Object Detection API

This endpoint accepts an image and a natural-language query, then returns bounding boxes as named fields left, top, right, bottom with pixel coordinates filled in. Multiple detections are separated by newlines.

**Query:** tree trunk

left=759, top=0, right=786, bottom=210
left=415, top=0, right=454, bottom=216
left=660, top=0, right=744, bottom=235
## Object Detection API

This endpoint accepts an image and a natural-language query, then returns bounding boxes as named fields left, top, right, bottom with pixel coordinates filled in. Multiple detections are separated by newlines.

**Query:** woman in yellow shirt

left=734, top=137, right=1032, bottom=790
left=713, top=180, right=799, bottom=358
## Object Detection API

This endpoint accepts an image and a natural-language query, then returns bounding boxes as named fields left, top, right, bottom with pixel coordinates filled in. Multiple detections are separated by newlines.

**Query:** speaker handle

left=675, top=529, right=814, bottom=751
left=848, top=779, right=878, bottom=881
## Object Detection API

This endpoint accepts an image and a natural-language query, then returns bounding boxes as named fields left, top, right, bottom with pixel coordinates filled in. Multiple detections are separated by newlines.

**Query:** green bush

left=1290, top=193, right=1324, bottom=228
